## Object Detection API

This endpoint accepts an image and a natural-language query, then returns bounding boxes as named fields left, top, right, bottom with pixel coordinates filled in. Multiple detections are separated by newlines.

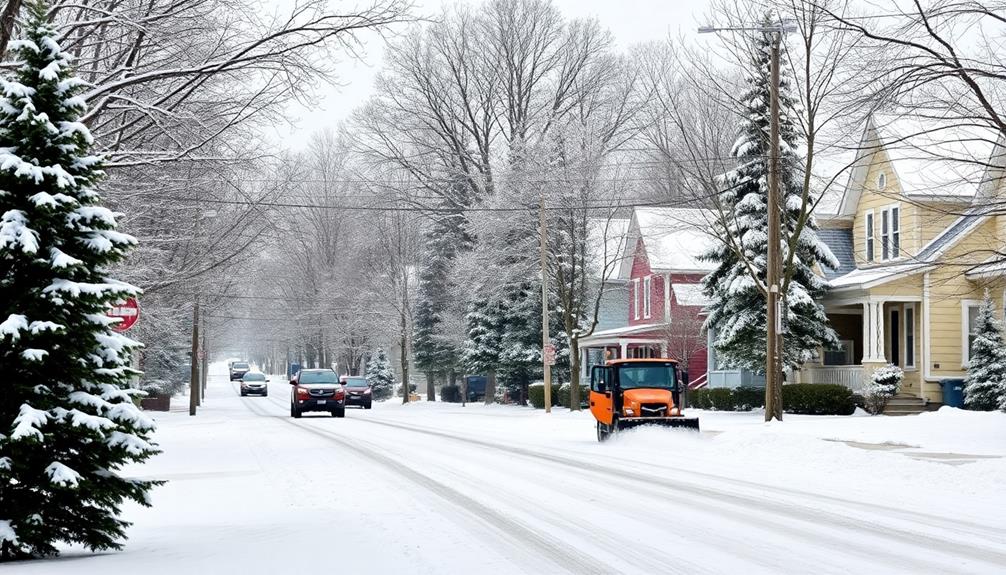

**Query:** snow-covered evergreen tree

left=414, top=205, right=470, bottom=399
left=964, top=290, right=1006, bottom=411
left=0, top=2, right=159, bottom=560
left=702, top=18, right=840, bottom=372
left=365, top=348, right=395, bottom=400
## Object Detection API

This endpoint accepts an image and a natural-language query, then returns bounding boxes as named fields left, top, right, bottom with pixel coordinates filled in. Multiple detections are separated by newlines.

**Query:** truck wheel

left=597, top=422, right=611, bottom=442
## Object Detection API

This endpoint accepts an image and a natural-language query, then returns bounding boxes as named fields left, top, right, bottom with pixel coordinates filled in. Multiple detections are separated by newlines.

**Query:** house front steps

left=883, top=394, right=930, bottom=416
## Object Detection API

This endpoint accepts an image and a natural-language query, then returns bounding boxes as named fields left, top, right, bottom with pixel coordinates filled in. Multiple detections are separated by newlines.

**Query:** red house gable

left=628, top=237, right=666, bottom=326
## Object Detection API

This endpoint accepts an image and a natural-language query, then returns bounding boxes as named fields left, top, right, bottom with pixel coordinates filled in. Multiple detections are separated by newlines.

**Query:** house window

left=880, top=204, right=901, bottom=261
left=865, top=210, right=874, bottom=262
left=905, top=304, right=915, bottom=368
left=824, top=340, right=854, bottom=366
left=642, top=276, right=652, bottom=319
left=963, top=301, right=981, bottom=365
left=878, top=172, right=886, bottom=189
left=632, top=279, right=640, bottom=320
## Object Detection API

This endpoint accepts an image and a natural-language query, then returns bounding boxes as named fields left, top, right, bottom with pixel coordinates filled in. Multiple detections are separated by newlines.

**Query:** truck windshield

left=618, top=364, right=677, bottom=390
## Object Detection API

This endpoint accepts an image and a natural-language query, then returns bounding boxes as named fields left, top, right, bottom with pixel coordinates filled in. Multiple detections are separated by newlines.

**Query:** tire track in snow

left=242, top=394, right=615, bottom=575
left=352, top=415, right=1006, bottom=572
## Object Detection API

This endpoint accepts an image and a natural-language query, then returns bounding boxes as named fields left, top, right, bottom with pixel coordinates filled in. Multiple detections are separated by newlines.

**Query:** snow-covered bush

left=782, top=384, right=856, bottom=415
left=365, top=349, right=395, bottom=400
left=964, top=290, right=1006, bottom=411
left=863, top=365, right=903, bottom=415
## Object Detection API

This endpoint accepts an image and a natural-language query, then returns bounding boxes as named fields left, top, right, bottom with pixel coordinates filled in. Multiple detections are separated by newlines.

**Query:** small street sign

left=108, top=297, right=140, bottom=332
left=544, top=344, right=556, bottom=366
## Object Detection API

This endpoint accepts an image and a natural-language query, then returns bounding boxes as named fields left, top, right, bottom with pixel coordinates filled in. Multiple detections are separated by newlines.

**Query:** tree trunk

left=485, top=370, right=496, bottom=405
left=568, top=337, right=581, bottom=411
left=425, top=371, right=435, bottom=402
left=400, top=315, right=409, bottom=404
left=0, top=0, right=22, bottom=62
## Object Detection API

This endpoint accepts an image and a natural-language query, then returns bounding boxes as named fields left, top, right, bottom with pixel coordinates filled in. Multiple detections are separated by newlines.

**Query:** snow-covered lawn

left=7, top=368, right=1006, bottom=574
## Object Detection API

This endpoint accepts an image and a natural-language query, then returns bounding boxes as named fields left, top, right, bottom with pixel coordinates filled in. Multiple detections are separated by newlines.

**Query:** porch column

left=862, top=300, right=887, bottom=363
left=660, top=342, right=668, bottom=358
left=581, top=347, right=590, bottom=382
left=619, top=340, right=628, bottom=360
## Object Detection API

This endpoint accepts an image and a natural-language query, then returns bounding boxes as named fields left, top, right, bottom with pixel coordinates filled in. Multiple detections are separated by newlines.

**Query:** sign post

left=108, top=297, right=140, bottom=332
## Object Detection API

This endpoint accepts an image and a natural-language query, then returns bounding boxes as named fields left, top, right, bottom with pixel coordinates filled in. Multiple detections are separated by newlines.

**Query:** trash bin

left=940, top=378, right=965, bottom=408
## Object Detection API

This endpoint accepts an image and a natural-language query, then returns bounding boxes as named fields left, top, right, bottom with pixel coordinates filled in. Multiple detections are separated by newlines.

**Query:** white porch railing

left=799, top=365, right=865, bottom=393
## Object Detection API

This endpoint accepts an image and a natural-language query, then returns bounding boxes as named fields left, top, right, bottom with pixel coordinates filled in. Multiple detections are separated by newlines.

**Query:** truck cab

left=589, top=359, right=699, bottom=441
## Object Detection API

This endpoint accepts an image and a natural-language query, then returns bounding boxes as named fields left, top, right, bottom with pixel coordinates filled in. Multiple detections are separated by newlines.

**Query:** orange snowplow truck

left=589, top=358, right=699, bottom=441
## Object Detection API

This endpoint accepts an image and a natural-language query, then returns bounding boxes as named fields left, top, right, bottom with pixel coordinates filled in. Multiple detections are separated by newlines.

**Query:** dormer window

left=877, top=172, right=887, bottom=189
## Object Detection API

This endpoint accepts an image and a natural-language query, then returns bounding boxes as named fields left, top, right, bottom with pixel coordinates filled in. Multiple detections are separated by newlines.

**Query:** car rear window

left=300, top=370, right=338, bottom=384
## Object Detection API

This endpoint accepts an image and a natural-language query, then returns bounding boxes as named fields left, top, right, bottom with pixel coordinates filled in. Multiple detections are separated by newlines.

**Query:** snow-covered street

left=5, top=364, right=1004, bottom=574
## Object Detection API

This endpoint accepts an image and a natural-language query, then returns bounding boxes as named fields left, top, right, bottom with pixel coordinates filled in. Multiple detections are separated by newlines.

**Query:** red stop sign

left=108, top=297, right=140, bottom=332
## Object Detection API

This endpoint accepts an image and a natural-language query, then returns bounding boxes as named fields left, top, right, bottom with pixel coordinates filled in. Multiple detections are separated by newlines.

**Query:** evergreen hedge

left=440, top=384, right=462, bottom=403
left=782, top=384, right=856, bottom=415
left=687, top=386, right=766, bottom=411
left=528, top=384, right=561, bottom=409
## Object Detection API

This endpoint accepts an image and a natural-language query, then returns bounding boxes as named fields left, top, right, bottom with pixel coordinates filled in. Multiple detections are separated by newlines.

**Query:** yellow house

left=799, top=115, right=1006, bottom=410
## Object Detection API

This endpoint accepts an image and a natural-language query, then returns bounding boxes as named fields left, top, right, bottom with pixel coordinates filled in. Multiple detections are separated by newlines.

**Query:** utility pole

left=539, top=193, right=552, bottom=413
left=765, top=32, right=783, bottom=422
left=189, top=298, right=200, bottom=416
left=699, top=21, right=794, bottom=422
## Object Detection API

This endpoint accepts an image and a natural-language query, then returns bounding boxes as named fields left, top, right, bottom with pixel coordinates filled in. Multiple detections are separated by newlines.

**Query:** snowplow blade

left=616, top=417, right=700, bottom=433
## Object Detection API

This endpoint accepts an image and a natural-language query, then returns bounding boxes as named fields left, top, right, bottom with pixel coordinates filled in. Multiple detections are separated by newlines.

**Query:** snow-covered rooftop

left=827, top=262, right=928, bottom=291
left=631, top=207, right=717, bottom=274
left=671, top=283, right=710, bottom=307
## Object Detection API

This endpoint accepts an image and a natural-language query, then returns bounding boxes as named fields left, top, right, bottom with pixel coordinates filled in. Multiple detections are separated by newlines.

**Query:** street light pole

left=699, top=22, right=793, bottom=422
left=189, top=297, right=200, bottom=416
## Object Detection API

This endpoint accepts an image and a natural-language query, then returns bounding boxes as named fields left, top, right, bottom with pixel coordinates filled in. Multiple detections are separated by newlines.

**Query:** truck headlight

left=624, top=408, right=634, bottom=416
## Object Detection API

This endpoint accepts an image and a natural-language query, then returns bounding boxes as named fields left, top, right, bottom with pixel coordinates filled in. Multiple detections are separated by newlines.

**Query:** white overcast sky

left=271, top=0, right=714, bottom=148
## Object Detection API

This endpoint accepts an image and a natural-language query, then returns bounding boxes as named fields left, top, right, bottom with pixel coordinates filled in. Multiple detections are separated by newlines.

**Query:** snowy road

left=7, top=369, right=1006, bottom=574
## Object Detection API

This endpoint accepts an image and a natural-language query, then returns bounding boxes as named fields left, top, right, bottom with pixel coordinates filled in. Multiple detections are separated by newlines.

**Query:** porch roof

left=580, top=323, right=666, bottom=345
left=828, top=262, right=928, bottom=291
left=965, top=258, right=1006, bottom=280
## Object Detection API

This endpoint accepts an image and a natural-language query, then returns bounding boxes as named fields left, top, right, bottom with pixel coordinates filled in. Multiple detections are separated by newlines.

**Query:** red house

left=579, top=207, right=715, bottom=386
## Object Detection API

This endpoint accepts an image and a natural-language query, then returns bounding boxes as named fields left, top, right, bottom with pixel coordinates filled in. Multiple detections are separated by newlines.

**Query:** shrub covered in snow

left=365, top=349, right=395, bottom=400
left=864, top=365, right=903, bottom=415
left=782, top=384, right=856, bottom=415
left=0, top=4, right=159, bottom=560
left=440, top=384, right=462, bottom=403
left=964, top=290, right=1006, bottom=411
left=688, top=387, right=765, bottom=411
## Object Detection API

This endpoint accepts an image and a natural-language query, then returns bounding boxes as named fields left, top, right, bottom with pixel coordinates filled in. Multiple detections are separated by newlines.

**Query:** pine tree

left=0, top=2, right=159, bottom=560
left=365, top=348, right=396, bottom=400
left=964, top=290, right=1006, bottom=411
left=702, top=18, right=840, bottom=373
left=414, top=207, right=470, bottom=400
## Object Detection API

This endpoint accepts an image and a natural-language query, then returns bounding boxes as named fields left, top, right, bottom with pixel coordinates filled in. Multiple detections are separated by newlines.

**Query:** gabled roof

left=828, top=263, right=929, bottom=291
left=620, top=207, right=717, bottom=277
left=817, top=114, right=1006, bottom=219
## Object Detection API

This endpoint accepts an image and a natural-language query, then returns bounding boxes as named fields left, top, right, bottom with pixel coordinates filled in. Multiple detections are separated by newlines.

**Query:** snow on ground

left=5, top=363, right=1006, bottom=574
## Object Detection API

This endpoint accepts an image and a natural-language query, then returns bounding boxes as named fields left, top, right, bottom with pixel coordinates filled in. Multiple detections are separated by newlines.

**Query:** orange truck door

left=588, top=366, right=614, bottom=425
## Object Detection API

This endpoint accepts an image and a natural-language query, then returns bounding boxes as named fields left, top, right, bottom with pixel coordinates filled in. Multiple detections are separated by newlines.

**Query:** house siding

left=628, top=238, right=665, bottom=325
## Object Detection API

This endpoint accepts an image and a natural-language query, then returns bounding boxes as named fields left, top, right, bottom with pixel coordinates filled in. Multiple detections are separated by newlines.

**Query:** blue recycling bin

left=940, top=379, right=965, bottom=408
